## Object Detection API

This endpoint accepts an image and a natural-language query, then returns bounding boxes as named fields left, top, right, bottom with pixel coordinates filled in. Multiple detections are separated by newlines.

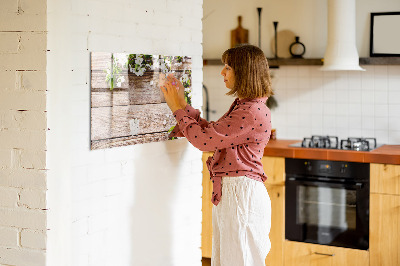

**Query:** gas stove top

left=289, top=135, right=382, bottom=151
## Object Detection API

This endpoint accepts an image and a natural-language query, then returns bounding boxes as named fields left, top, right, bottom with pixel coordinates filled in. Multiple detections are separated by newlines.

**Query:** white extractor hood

left=320, top=0, right=365, bottom=71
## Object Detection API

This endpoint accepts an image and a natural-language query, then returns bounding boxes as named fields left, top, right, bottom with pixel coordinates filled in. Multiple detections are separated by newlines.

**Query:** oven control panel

left=286, top=158, right=369, bottom=180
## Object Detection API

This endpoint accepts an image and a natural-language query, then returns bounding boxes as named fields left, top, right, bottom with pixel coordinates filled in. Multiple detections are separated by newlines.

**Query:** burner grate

left=296, top=136, right=378, bottom=151
left=301, top=135, right=339, bottom=149
left=340, top=137, right=377, bottom=151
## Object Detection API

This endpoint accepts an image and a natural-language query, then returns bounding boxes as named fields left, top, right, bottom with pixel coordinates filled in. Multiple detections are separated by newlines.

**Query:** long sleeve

left=168, top=104, right=211, bottom=138
left=172, top=105, right=257, bottom=152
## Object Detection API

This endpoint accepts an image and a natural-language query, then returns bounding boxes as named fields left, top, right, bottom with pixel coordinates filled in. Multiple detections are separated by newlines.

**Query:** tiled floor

left=202, top=257, right=211, bottom=266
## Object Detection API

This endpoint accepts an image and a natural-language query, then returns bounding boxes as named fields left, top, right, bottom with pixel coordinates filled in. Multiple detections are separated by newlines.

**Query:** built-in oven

left=285, top=158, right=370, bottom=250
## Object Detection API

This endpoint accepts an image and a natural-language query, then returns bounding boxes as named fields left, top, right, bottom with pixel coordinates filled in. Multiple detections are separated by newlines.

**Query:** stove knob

left=340, top=164, right=347, bottom=174
left=305, top=162, right=312, bottom=171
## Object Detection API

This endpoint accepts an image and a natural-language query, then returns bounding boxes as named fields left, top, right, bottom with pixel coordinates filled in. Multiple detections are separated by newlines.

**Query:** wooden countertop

left=263, top=139, right=400, bottom=165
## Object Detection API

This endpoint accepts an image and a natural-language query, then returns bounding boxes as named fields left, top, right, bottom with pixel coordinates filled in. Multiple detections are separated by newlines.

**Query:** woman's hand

left=160, top=74, right=187, bottom=113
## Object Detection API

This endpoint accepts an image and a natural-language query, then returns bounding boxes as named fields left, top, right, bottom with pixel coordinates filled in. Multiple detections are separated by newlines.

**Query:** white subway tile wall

left=204, top=65, right=400, bottom=145
left=272, top=65, right=400, bottom=144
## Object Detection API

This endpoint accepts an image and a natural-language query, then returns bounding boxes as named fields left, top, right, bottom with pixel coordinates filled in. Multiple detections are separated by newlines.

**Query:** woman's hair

left=221, top=44, right=273, bottom=99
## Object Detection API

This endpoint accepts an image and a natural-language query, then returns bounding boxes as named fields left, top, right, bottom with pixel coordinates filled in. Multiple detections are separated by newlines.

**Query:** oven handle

left=286, top=177, right=364, bottom=189
left=314, top=252, right=335, bottom=257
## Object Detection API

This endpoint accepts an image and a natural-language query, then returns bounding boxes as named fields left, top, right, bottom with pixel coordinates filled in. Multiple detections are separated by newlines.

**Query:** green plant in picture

left=105, top=54, right=125, bottom=91
left=181, top=69, right=192, bottom=106
left=175, top=56, right=183, bottom=65
left=127, top=54, right=155, bottom=76
left=168, top=125, right=177, bottom=140
left=159, top=56, right=173, bottom=74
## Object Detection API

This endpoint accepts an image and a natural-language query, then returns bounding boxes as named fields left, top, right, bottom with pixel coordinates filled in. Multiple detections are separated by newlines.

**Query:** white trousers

left=212, top=176, right=271, bottom=266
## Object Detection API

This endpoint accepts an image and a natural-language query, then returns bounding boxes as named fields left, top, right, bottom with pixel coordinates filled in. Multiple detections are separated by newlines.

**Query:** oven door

left=285, top=177, right=369, bottom=250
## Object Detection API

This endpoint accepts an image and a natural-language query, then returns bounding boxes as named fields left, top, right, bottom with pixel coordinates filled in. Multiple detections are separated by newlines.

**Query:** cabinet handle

left=314, top=252, right=335, bottom=257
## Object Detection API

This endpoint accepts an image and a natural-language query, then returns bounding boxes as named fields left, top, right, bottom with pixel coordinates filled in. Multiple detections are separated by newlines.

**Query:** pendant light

left=320, top=0, right=365, bottom=71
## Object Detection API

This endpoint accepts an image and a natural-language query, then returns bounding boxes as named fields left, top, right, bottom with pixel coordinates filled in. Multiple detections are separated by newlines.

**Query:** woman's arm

left=161, top=74, right=211, bottom=138
left=172, top=106, right=256, bottom=152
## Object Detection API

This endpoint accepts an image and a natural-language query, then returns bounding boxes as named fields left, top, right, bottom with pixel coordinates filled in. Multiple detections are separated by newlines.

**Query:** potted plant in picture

left=104, top=54, right=126, bottom=91
left=127, top=54, right=159, bottom=105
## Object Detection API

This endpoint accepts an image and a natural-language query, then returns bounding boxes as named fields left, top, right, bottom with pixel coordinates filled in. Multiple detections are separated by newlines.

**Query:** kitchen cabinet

left=370, top=163, right=400, bottom=195
left=261, top=156, right=285, bottom=266
left=284, top=241, right=369, bottom=266
left=201, top=153, right=286, bottom=266
left=370, top=163, right=400, bottom=266
left=201, top=152, right=213, bottom=258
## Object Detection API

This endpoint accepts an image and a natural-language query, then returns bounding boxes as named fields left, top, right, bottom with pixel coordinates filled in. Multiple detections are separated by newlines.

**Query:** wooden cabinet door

left=202, top=152, right=213, bottom=258
left=264, top=184, right=284, bottom=266
left=370, top=193, right=400, bottom=266
left=370, top=163, right=400, bottom=195
left=284, top=241, right=369, bottom=266
left=262, top=156, right=285, bottom=186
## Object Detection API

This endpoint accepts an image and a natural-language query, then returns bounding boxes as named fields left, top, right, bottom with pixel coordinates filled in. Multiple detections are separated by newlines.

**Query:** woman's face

left=220, top=64, right=235, bottom=89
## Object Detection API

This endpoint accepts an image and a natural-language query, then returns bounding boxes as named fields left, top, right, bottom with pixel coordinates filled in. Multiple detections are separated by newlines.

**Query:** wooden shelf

left=268, top=58, right=322, bottom=67
left=203, top=58, right=323, bottom=67
left=203, top=57, right=400, bottom=67
left=359, top=57, right=400, bottom=65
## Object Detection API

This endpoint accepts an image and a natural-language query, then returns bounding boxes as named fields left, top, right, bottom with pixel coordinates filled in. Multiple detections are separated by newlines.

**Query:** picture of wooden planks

left=90, top=52, right=192, bottom=150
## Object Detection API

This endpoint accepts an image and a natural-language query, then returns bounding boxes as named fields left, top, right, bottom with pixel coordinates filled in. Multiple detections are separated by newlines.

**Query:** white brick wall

left=47, top=1, right=203, bottom=266
left=0, top=0, right=48, bottom=264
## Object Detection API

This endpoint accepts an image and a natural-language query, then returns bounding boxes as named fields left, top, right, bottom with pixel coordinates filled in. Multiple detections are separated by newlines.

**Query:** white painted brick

left=104, top=178, right=123, bottom=196
left=0, top=208, right=46, bottom=230
left=0, top=129, right=46, bottom=150
left=120, top=161, right=134, bottom=176
left=72, top=218, right=88, bottom=238
left=0, top=227, right=19, bottom=247
left=135, top=24, right=170, bottom=41
left=87, top=211, right=109, bottom=233
left=20, top=149, right=46, bottom=170
left=0, top=0, right=18, bottom=13
left=0, top=169, right=46, bottom=189
left=87, top=33, right=123, bottom=53
left=0, top=90, right=46, bottom=111
left=0, top=71, right=16, bottom=92
left=11, top=148, right=22, bottom=170
left=0, top=150, right=11, bottom=169
left=0, top=13, right=46, bottom=32
left=0, top=52, right=46, bottom=71
left=19, top=189, right=46, bottom=209
left=71, top=166, right=88, bottom=187
left=20, top=229, right=46, bottom=250
left=166, top=0, right=192, bottom=15
left=189, top=3, right=203, bottom=19
left=0, top=32, right=20, bottom=54
left=0, top=187, right=19, bottom=208
left=21, top=32, right=47, bottom=54
left=16, top=70, right=47, bottom=91
left=0, top=247, right=45, bottom=266
left=87, top=164, right=108, bottom=183
left=1, top=110, right=46, bottom=130
left=19, top=0, right=47, bottom=15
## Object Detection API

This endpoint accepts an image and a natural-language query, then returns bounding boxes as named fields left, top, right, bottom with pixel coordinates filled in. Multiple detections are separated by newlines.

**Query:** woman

left=161, top=44, right=273, bottom=266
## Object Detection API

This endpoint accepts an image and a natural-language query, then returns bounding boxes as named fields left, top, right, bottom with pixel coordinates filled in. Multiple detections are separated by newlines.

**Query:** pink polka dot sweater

left=169, top=97, right=272, bottom=206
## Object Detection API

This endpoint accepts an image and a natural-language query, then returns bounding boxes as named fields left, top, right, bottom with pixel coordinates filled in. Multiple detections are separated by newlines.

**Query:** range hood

left=320, top=0, right=365, bottom=71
